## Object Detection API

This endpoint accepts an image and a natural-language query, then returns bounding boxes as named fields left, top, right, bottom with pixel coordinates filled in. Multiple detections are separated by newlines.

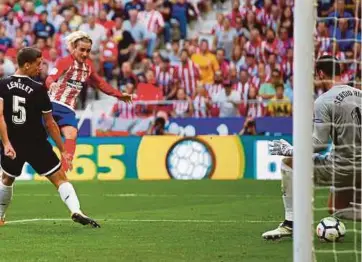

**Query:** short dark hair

left=316, top=55, right=341, bottom=77
left=17, top=47, right=42, bottom=67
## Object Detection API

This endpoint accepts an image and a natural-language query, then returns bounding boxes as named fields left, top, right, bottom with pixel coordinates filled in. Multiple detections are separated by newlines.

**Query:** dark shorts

left=0, top=139, right=61, bottom=178
left=52, top=102, right=77, bottom=128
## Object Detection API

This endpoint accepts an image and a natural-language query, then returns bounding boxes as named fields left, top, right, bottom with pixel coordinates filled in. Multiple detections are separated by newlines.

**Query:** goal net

left=294, top=0, right=361, bottom=261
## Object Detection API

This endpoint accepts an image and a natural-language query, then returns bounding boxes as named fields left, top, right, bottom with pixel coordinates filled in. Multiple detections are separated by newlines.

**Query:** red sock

left=62, top=139, right=76, bottom=171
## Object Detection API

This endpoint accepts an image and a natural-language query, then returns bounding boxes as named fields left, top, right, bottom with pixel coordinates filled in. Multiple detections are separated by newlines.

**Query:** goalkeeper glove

left=268, top=139, right=293, bottom=156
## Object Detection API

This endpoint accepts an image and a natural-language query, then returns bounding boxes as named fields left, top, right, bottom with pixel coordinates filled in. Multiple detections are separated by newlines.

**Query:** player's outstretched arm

left=88, top=62, right=133, bottom=103
left=0, top=99, right=15, bottom=159
left=43, top=112, right=72, bottom=170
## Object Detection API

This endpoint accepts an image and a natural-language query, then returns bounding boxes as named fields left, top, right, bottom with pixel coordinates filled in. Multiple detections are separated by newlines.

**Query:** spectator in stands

left=205, top=70, right=223, bottom=99
left=147, top=117, right=167, bottom=135
left=0, top=23, right=12, bottom=50
left=118, top=62, right=138, bottom=91
left=239, top=116, right=258, bottom=135
left=328, top=0, right=354, bottom=29
left=3, top=10, right=20, bottom=41
left=33, top=11, right=55, bottom=39
left=244, top=28, right=262, bottom=61
left=169, top=39, right=181, bottom=66
left=234, top=69, right=250, bottom=101
left=49, top=6, right=65, bottom=31
left=193, top=83, right=211, bottom=118
left=123, top=9, right=157, bottom=58
left=165, top=78, right=180, bottom=100
left=54, top=22, right=70, bottom=57
left=240, top=53, right=258, bottom=76
left=97, top=9, right=116, bottom=35
left=79, top=14, right=107, bottom=72
left=172, top=88, right=193, bottom=117
left=35, top=0, right=56, bottom=15
left=117, top=23, right=136, bottom=68
left=282, top=48, right=293, bottom=80
left=215, top=48, right=230, bottom=79
left=239, top=0, right=256, bottom=20
left=160, top=0, right=173, bottom=50
left=0, top=49, right=15, bottom=77
left=125, top=0, right=145, bottom=20
left=267, top=83, right=292, bottom=116
left=35, top=37, right=50, bottom=60
left=191, top=39, right=219, bottom=85
left=284, top=74, right=293, bottom=102
left=100, top=34, right=118, bottom=82
left=214, top=18, right=238, bottom=60
left=259, top=69, right=281, bottom=100
left=156, top=56, right=177, bottom=97
left=178, top=49, right=199, bottom=96
left=231, top=45, right=244, bottom=70
left=172, top=0, right=189, bottom=40
left=138, top=0, right=165, bottom=39
left=229, top=64, right=239, bottom=84
left=211, top=13, right=224, bottom=35
left=229, top=0, right=241, bottom=27
left=330, top=18, right=355, bottom=51
left=281, top=6, right=293, bottom=37
left=241, top=85, right=264, bottom=117
left=212, top=80, right=241, bottom=117
left=19, top=1, right=38, bottom=28
left=278, top=26, right=292, bottom=58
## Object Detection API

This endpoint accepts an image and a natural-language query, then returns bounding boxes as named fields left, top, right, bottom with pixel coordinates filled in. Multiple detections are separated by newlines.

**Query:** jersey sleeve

left=0, top=79, right=7, bottom=100
left=88, top=61, right=124, bottom=98
left=312, top=96, right=331, bottom=152
left=45, top=57, right=71, bottom=89
left=38, top=86, right=53, bottom=113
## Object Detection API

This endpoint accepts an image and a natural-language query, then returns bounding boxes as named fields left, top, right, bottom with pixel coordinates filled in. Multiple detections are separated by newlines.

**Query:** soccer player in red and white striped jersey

left=138, top=0, right=165, bottom=34
left=176, top=49, right=200, bottom=97
left=45, top=31, right=132, bottom=171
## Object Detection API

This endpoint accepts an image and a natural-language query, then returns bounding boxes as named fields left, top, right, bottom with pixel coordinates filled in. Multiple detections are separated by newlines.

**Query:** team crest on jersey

left=49, top=68, right=58, bottom=75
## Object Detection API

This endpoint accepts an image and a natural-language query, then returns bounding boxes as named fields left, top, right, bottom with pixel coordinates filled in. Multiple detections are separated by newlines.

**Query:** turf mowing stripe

left=5, top=218, right=282, bottom=224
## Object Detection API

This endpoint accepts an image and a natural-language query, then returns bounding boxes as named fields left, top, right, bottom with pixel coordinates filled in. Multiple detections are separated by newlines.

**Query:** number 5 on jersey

left=12, top=95, right=26, bottom=124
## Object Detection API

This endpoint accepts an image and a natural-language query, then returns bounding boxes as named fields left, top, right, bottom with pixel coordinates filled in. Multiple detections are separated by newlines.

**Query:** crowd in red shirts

left=0, top=0, right=360, bottom=119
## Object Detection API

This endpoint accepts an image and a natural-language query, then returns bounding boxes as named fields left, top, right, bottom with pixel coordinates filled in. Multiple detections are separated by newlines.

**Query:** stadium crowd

left=0, top=0, right=361, bottom=119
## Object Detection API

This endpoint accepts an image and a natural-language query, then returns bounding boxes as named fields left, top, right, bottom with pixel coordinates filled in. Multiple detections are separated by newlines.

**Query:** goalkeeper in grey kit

left=262, top=55, right=362, bottom=240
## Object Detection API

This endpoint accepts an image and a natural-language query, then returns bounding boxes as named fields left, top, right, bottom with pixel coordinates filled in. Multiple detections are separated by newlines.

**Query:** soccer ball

left=166, top=138, right=214, bottom=180
left=316, top=217, right=346, bottom=242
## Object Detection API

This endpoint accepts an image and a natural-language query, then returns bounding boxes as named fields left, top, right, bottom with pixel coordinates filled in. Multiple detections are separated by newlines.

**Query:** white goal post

left=293, top=0, right=315, bottom=261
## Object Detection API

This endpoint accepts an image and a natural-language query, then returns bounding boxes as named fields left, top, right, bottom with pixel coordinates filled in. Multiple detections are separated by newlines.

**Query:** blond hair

left=65, top=31, right=93, bottom=52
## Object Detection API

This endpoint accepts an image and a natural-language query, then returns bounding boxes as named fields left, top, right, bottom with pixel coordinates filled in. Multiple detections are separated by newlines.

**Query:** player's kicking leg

left=262, top=157, right=293, bottom=240
left=46, top=168, right=100, bottom=228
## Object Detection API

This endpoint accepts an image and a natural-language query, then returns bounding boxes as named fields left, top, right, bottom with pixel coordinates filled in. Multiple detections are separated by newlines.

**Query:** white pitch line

left=5, top=218, right=281, bottom=224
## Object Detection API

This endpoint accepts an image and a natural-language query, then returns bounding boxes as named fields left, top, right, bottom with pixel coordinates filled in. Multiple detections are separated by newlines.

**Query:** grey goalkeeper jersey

left=313, top=85, right=362, bottom=173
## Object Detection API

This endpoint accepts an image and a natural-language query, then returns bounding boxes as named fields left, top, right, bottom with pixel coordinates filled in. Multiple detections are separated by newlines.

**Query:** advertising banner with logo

left=17, top=135, right=292, bottom=181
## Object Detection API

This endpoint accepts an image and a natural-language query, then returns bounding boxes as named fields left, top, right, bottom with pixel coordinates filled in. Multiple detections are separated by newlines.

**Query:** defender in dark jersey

left=0, top=47, right=100, bottom=228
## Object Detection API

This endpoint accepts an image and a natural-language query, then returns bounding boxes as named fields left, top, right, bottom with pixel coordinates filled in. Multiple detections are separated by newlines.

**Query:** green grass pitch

left=0, top=180, right=360, bottom=262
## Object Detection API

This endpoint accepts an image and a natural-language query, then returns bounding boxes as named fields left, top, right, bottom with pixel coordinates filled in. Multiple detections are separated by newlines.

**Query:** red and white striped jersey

left=155, top=65, right=177, bottom=94
left=244, top=41, right=262, bottom=61
left=244, top=97, right=265, bottom=118
left=111, top=100, right=137, bottom=119
left=177, top=60, right=200, bottom=96
left=233, top=82, right=250, bottom=101
left=251, top=75, right=270, bottom=89
left=46, top=55, right=122, bottom=110
left=193, top=95, right=209, bottom=118
left=219, top=60, right=230, bottom=79
left=281, top=59, right=293, bottom=78
left=239, top=4, right=257, bottom=19
left=80, top=0, right=101, bottom=16
left=205, top=83, right=223, bottom=99
left=316, top=36, right=331, bottom=53
left=173, top=100, right=190, bottom=117
left=138, top=10, right=165, bottom=33
left=341, top=69, right=354, bottom=83
left=256, top=8, right=271, bottom=25
left=211, top=22, right=223, bottom=35
left=261, top=39, right=282, bottom=60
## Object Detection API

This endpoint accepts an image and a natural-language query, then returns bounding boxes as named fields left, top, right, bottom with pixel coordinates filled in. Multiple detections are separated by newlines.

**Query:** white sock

left=0, top=180, right=13, bottom=220
left=281, top=159, right=293, bottom=222
left=58, top=182, right=81, bottom=214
